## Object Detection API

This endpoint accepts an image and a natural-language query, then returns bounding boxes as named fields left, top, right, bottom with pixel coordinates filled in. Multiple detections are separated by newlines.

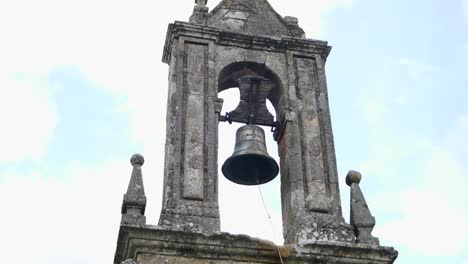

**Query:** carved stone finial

left=131, top=153, right=144, bottom=166
left=346, top=170, right=362, bottom=186
left=121, top=154, right=147, bottom=225
left=195, top=0, right=207, bottom=7
left=284, top=16, right=299, bottom=25
left=284, top=16, right=305, bottom=38
left=190, top=0, right=209, bottom=24
left=347, top=170, right=379, bottom=246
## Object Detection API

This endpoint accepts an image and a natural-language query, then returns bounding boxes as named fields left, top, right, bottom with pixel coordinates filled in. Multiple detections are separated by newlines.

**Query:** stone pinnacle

left=131, top=154, right=144, bottom=166
left=346, top=170, right=362, bottom=186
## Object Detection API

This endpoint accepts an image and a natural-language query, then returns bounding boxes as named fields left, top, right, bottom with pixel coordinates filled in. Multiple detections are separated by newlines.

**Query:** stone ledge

left=162, top=21, right=332, bottom=64
left=114, top=225, right=397, bottom=264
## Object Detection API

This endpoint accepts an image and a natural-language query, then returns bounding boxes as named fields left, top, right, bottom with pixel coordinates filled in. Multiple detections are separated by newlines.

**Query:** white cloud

left=365, top=116, right=468, bottom=256
left=0, top=0, right=356, bottom=263
left=0, top=156, right=282, bottom=264
left=0, top=72, right=57, bottom=162
left=399, top=58, right=439, bottom=80
left=0, top=0, right=352, bottom=162
left=0, top=159, right=163, bottom=264
left=363, top=96, right=389, bottom=128
left=357, top=79, right=468, bottom=256
left=269, top=0, right=353, bottom=37
left=0, top=0, right=173, bottom=163
left=376, top=149, right=468, bottom=255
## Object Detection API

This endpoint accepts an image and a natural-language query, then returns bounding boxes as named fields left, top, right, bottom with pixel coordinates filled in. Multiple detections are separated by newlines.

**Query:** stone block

left=114, top=226, right=398, bottom=264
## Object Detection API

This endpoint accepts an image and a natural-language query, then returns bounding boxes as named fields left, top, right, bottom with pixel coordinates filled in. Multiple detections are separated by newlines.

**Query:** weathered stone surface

left=114, top=0, right=397, bottom=263
left=121, top=154, right=147, bottom=226
left=120, top=259, right=140, bottom=264
left=206, top=0, right=305, bottom=38
left=347, top=171, right=380, bottom=246
left=158, top=34, right=220, bottom=233
left=114, top=226, right=398, bottom=264
left=161, top=19, right=349, bottom=244
left=284, top=16, right=305, bottom=38
left=191, top=0, right=209, bottom=22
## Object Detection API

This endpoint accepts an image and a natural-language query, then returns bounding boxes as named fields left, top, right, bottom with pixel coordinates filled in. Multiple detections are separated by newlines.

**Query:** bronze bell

left=222, top=125, right=279, bottom=185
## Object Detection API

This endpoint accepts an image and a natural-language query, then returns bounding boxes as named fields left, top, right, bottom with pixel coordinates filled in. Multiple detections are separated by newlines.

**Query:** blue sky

left=0, top=0, right=466, bottom=263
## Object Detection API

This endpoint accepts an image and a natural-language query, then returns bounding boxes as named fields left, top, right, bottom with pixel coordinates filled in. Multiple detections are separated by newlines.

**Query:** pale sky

left=0, top=0, right=467, bottom=263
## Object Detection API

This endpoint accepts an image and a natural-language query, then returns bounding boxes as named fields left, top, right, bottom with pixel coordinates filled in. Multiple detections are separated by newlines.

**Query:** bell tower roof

left=205, top=0, right=305, bottom=38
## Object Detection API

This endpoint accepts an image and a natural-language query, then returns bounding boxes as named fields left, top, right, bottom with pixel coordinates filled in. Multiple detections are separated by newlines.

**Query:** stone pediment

left=207, top=0, right=305, bottom=38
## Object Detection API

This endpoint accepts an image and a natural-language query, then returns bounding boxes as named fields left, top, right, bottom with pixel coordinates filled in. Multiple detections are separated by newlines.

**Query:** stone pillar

left=279, top=53, right=354, bottom=244
left=158, top=35, right=220, bottom=233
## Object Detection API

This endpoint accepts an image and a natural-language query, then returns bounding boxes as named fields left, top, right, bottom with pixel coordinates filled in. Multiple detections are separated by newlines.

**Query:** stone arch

left=217, top=61, right=285, bottom=117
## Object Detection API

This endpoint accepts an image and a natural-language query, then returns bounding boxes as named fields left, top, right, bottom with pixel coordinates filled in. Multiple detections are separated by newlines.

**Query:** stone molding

left=114, top=225, right=398, bottom=264
left=162, top=21, right=331, bottom=64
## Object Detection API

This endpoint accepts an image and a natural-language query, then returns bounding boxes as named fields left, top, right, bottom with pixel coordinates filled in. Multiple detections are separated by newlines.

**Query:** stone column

left=158, top=35, right=220, bottom=233
left=279, top=52, right=354, bottom=244
left=315, top=55, right=344, bottom=218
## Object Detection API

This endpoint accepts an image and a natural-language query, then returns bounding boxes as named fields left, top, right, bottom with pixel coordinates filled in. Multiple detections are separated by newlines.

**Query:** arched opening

left=218, top=61, right=284, bottom=117
left=216, top=61, right=284, bottom=244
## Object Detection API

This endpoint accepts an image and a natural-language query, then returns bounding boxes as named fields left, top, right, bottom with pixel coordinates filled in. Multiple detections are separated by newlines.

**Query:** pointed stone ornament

left=121, top=154, right=147, bottom=225
left=190, top=0, right=209, bottom=24
left=284, top=16, right=305, bottom=38
left=346, top=170, right=380, bottom=245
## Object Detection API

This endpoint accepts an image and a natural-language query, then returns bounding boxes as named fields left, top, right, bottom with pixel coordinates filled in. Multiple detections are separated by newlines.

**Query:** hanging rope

left=256, top=184, right=285, bottom=264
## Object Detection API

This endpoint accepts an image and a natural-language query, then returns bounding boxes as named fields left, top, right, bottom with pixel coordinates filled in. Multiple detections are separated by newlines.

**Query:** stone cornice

left=162, top=21, right=332, bottom=64
left=114, top=225, right=398, bottom=264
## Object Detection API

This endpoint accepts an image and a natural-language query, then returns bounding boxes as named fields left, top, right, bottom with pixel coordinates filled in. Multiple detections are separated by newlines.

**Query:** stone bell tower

left=114, top=0, right=398, bottom=263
